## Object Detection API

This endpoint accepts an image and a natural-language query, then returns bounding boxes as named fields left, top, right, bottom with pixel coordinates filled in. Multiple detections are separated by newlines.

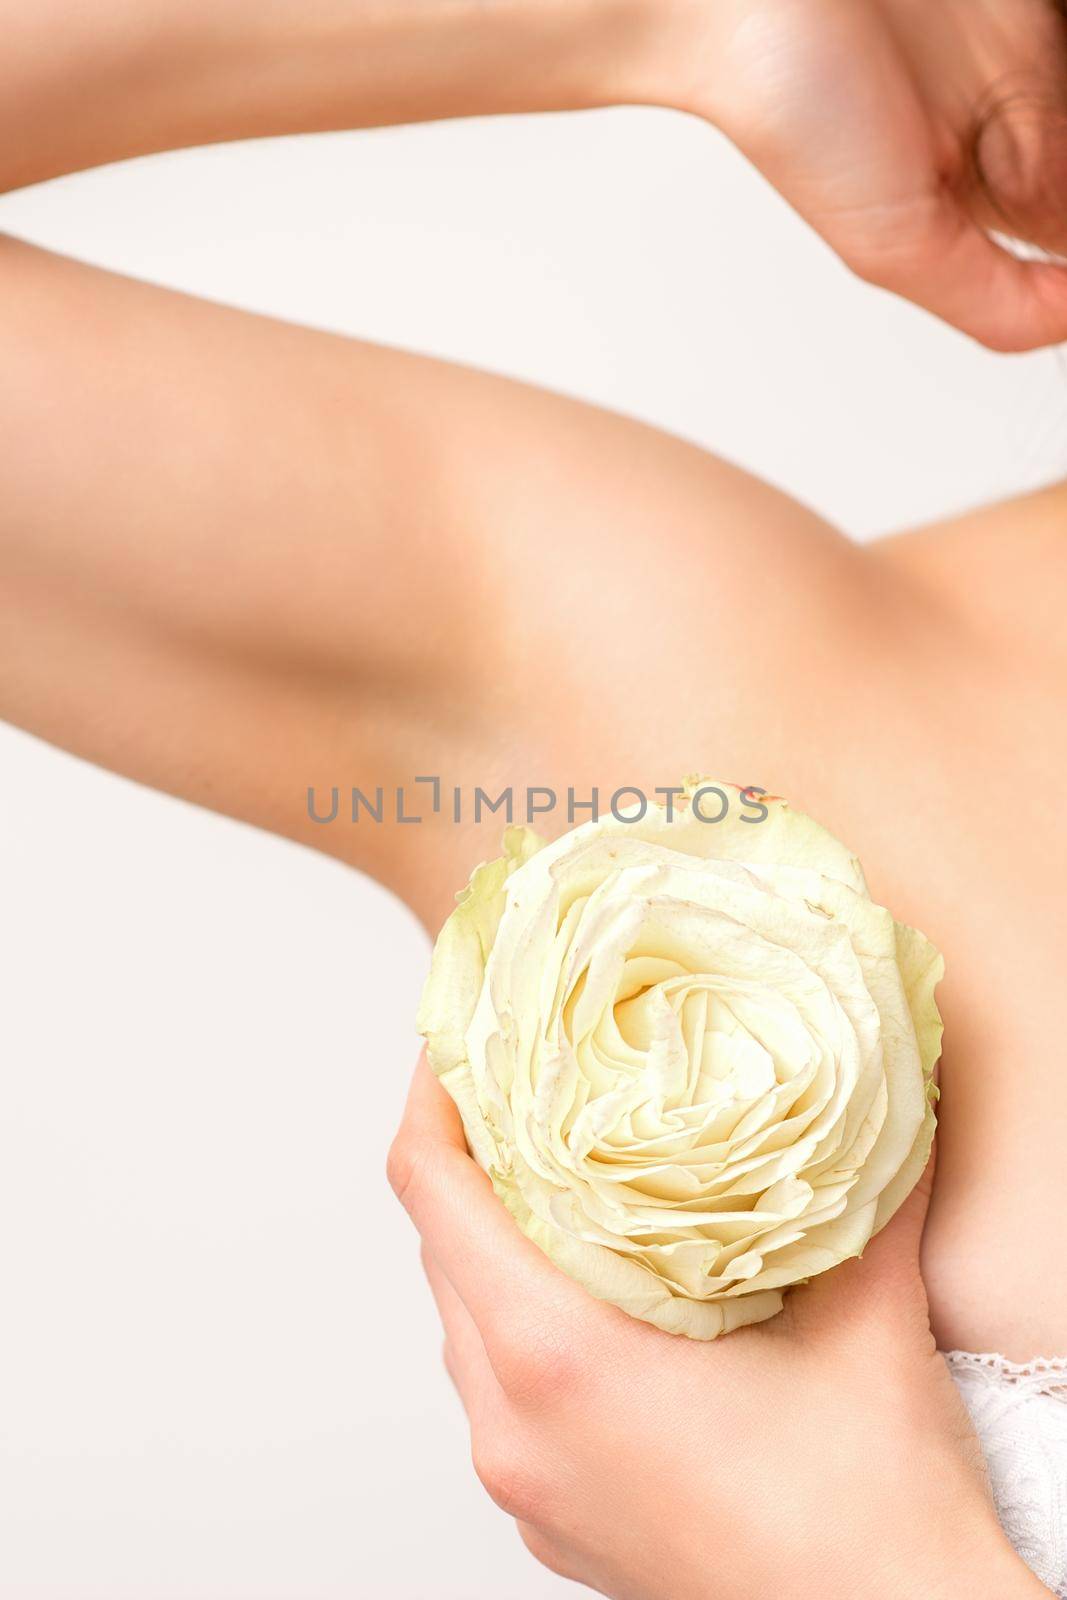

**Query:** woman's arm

left=3, top=0, right=1066, bottom=345
left=0, top=0, right=657, bottom=193
left=0, top=223, right=859, bottom=912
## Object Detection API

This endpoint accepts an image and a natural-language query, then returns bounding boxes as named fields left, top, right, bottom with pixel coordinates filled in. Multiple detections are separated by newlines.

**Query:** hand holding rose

left=390, top=1059, right=1043, bottom=1599
left=394, top=784, right=1047, bottom=1596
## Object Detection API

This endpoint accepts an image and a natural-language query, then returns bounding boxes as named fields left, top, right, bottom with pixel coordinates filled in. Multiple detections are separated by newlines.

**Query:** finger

left=855, top=1134, right=938, bottom=1275
left=421, top=1243, right=500, bottom=1419
left=784, top=1141, right=937, bottom=1336
left=388, top=1054, right=592, bottom=1349
left=840, top=194, right=1067, bottom=352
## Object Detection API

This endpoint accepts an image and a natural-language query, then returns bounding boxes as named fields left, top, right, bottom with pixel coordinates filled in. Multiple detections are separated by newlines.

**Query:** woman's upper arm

left=0, top=231, right=867, bottom=901
left=0, top=232, right=505, bottom=868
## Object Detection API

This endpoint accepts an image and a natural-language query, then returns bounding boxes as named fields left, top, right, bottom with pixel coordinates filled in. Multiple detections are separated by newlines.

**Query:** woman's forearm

left=7, top=0, right=1066, bottom=349
left=0, top=0, right=672, bottom=192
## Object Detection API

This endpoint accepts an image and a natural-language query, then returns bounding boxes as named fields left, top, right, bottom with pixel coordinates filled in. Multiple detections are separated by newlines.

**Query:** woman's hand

left=389, top=1055, right=1045, bottom=1600
left=646, top=0, right=1067, bottom=350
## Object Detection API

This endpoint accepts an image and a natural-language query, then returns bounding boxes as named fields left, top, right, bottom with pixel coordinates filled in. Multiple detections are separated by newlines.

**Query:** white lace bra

left=944, top=1352, right=1067, bottom=1596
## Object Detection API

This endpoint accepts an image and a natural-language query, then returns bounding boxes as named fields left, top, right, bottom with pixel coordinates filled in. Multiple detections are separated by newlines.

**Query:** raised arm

left=4, top=0, right=1067, bottom=345
left=0, top=215, right=865, bottom=923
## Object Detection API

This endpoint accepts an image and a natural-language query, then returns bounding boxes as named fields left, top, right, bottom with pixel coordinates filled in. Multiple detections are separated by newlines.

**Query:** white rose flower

left=417, top=781, right=942, bottom=1339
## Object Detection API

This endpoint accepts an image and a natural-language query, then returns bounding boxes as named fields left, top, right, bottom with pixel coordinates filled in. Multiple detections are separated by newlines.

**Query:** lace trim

left=944, top=1350, right=1067, bottom=1402
left=945, top=1350, right=1067, bottom=1594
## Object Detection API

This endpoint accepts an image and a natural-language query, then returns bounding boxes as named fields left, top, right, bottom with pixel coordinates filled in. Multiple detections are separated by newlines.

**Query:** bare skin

left=1, top=0, right=1066, bottom=1588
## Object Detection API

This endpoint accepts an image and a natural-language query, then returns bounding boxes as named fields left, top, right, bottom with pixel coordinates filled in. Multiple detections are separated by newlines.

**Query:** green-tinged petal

left=417, top=825, right=545, bottom=1077
left=895, top=920, right=946, bottom=1085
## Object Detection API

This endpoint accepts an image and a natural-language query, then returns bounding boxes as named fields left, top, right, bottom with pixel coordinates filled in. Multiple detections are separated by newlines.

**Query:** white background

left=0, top=108, right=1063, bottom=1599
